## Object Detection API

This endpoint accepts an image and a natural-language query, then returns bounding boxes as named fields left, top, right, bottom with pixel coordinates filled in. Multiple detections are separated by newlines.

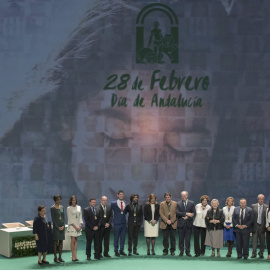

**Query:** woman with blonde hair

left=144, top=193, right=160, bottom=255
left=223, top=197, right=235, bottom=257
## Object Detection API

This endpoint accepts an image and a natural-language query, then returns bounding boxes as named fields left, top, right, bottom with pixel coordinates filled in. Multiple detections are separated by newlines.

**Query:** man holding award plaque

left=111, top=190, right=127, bottom=257
left=97, top=196, right=112, bottom=258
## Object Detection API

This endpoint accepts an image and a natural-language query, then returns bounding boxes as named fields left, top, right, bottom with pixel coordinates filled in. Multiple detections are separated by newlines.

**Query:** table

left=0, top=226, right=71, bottom=257
left=0, top=227, right=33, bottom=257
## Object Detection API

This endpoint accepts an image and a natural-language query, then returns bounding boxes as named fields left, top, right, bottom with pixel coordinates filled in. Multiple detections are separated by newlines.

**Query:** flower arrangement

left=12, top=236, right=37, bottom=257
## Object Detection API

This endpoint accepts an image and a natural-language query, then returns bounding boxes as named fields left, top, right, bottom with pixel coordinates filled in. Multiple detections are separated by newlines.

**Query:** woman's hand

left=35, top=234, right=39, bottom=241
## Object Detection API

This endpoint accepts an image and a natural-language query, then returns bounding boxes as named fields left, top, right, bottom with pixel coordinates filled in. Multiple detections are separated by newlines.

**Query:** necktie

left=92, top=207, right=96, bottom=215
left=184, top=202, right=187, bottom=210
left=259, top=205, right=262, bottom=225
left=241, top=209, right=244, bottom=225
left=121, top=201, right=123, bottom=212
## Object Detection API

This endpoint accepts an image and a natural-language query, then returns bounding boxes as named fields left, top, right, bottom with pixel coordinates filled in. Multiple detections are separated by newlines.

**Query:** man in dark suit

left=84, top=197, right=102, bottom=260
left=232, top=198, right=254, bottom=259
left=111, top=190, right=127, bottom=256
left=176, top=191, right=195, bottom=257
left=96, top=196, right=112, bottom=258
left=251, top=194, right=267, bottom=259
left=125, top=194, right=143, bottom=256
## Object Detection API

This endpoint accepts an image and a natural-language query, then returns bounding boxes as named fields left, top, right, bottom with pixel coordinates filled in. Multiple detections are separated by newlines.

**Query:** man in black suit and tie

left=176, top=191, right=195, bottom=257
left=125, top=194, right=143, bottom=256
left=84, top=198, right=102, bottom=260
left=232, top=198, right=254, bottom=260
left=96, top=196, right=112, bottom=258
left=251, top=194, right=267, bottom=259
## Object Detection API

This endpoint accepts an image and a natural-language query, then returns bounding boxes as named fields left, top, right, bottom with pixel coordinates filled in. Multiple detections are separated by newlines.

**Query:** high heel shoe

left=217, top=253, right=221, bottom=257
left=54, top=258, right=60, bottom=263
left=38, top=261, right=43, bottom=265
left=151, top=249, right=155, bottom=255
left=210, top=252, right=215, bottom=257
left=147, top=249, right=150, bottom=255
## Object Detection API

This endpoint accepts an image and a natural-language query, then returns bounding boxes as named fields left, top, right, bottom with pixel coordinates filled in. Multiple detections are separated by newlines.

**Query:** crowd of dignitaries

left=33, top=191, right=270, bottom=265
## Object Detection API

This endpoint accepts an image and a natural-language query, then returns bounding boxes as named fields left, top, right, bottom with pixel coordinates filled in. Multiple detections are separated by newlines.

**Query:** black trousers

left=162, top=225, right=176, bottom=253
left=193, top=226, right=206, bottom=255
left=86, top=229, right=99, bottom=256
left=266, top=230, right=270, bottom=255
left=235, top=231, right=250, bottom=259
left=128, top=223, right=141, bottom=253
left=178, top=224, right=192, bottom=253
left=99, top=226, right=111, bottom=255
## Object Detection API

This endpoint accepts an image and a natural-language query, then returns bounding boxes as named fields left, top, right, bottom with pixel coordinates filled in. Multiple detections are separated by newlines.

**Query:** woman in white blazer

left=222, top=197, right=235, bottom=257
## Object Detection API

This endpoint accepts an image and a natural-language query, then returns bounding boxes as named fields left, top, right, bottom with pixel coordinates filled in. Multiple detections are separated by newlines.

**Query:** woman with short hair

left=205, top=199, right=225, bottom=257
left=33, top=205, right=50, bottom=265
left=193, top=195, right=211, bottom=257
left=51, top=194, right=65, bottom=263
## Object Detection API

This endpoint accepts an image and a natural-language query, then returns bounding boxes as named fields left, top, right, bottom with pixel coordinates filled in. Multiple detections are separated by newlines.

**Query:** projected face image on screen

left=0, top=0, right=269, bottom=224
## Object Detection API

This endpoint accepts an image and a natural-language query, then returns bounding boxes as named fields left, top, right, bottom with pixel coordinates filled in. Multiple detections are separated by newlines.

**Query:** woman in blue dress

left=33, top=205, right=50, bottom=265
left=222, top=197, right=235, bottom=257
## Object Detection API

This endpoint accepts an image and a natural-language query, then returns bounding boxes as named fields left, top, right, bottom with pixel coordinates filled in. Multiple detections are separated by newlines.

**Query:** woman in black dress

left=33, top=205, right=50, bottom=265
left=51, top=194, right=65, bottom=263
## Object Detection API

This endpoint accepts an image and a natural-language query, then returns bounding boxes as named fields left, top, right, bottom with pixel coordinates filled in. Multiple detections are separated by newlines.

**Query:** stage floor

left=0, top=231, right=269, bottom=270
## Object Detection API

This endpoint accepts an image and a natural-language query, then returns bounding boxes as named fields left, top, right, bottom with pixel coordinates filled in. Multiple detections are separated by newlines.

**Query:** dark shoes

left=147, top=250, right=150, bottom=255
left=38, top=261, right=43, bottom=265
left=120, top=251, right=127, bottom=256
left=128, top=252, right=132, bottom=256
left=251, top=254, right=256, bottom=258
left=226, top=253, right=231, bottom=257
left=133, top=252, right=139, bottom=255
left=59, top=258, right=65, bottom=262
left=163, top=252, right=168, bottom=256
left=87, top=255, right=91, bottom=260
left=237, top=257, right=242, bottom=259
left=54, top=258, right=60, bottom=263
left=104, top=253, right=111, bottom=258
left=201, top=253, right=205, bottom=256
left=179, top=252, right=184, bottom=257
left=194, top=254, right=200, bottom=257
left=42, top=260, right=49, bottom=264
left=171, top=251, right=175, bottom=256
left=94, top=256, right=100, bottom=260
left=186, top=253, right=192, bottom=257
left=260, top=255, right=264, bottom=259
left=115, top=252, right=120, bottom=257
left=152, top=250, right=155, bottom=255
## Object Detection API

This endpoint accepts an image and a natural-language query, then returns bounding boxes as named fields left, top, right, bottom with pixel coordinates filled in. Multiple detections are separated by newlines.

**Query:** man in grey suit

left=232, top=198, right=254, bottom=259
left=251, top=194, right=267, bottom=259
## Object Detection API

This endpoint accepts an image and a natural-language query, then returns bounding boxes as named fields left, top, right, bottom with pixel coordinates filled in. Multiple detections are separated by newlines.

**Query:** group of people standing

left=33, top=191, right=270, bottom=265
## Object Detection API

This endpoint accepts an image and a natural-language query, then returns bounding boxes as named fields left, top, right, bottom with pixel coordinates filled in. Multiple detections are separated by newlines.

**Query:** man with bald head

left=251, top=194, right=267, bottom=259
left=96, top=196, right=112, bottom=258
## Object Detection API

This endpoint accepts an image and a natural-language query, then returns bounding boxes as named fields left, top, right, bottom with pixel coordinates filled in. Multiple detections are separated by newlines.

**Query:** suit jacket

left=176, top=200, right=195, bottom=229
left=205, top=208, right=225, bottom=230
left=232, top=206, right=254, bottom=234
left=144, top=203, right=160, bottom=222
left=84, top=206, right=102, bottom=232
left=251, top=203, right=267, bottom=233
left=159, top=200, right=177, bottom=229
left=126, top=203, right=143, bottom=226
left=111, top=200, right=127, bottom=225
left=96, top=204, right=112, bottom=227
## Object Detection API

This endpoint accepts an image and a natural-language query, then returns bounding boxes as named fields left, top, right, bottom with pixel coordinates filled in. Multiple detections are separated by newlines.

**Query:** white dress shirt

left=193, top=203, right=211, bottom=228
left=117, top=199, right=126, bottom=210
